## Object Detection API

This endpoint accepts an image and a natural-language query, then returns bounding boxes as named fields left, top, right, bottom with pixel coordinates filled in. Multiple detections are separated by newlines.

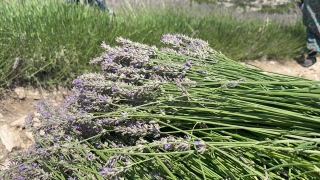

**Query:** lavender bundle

left=1, top=34, right=320, bottom=180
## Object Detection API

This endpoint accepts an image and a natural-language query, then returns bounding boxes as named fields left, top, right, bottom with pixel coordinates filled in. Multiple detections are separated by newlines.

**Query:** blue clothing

left=307, top=29, right=320, bottom=52
left=299, top=0, right=320, bottom=52
left=68, top=0, right=107, bottom=10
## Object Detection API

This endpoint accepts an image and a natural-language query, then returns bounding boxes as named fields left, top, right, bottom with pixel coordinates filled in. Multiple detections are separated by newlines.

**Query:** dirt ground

left=0, top=59, right=319, bottom=170
left=242, top=59, right=320, bottom=81
left=0, top=87, right=70, bottom=170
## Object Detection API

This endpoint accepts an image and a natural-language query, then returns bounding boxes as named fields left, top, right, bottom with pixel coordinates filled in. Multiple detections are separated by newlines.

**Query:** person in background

left=83, top=0, right=107, bottom=10
left=67, top=0, right=115, bottom=21
left=67, top=0, right=108, bottom=10
left=296, top=0, right=320, bottom=67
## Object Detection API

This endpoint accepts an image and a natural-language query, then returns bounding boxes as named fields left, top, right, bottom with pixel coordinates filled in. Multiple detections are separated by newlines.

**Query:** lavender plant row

left=1, top=34, right=320, bottom=179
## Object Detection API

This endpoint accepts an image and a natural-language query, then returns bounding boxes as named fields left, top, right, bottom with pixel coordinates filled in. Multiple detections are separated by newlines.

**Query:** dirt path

left=242, top=59, right=320, bottom=81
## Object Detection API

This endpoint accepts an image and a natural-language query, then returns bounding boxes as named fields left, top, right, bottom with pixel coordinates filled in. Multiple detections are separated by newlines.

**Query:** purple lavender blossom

left=99, top=168, right=108, bottom=175
left=134, top=63, right=140, bottom=68
left=73, top=78, right=82, bottom=84
left=201, top=54, right=207, bottom=59
left=230, top=83, right=238, bottom=88
left=111, top=85, right=117, bottom=91
left=25, top=114, right=33, bottom=124
left=109, top=160, right=115, bottom=168
left=67, top=116, right=73, bottom=121
left=18, top=165, right=27, bottom=171
left=127, top=90, right=135, bottom=100
left=164, top=144, right=171, bottom=150
left=106, top=56, right=113, bottom=63
left=53, top=136, right=58, bottom=141
left=182, top=63, right=188, bottom=68
left=182, top=87, right=188, bottom=94
left=118, top=144, right=125, bottom=148
left=101, top=95, right=107, bottom=102
left=186, top=60, right=194, bottom=66
left=37, top=147, right=45, bottom=151
left=41, top=111, right=51, bottom=118
left=178, top=48, right=185, bottom=54
left=59, top=156, right=64, bottom=161
left=111, top=67, right=118, bottom=73
left=36, top=105, right=41, bottom=111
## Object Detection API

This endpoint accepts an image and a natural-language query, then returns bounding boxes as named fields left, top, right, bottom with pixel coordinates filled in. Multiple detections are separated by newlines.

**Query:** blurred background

left=0, top=0, right=305, bottom=90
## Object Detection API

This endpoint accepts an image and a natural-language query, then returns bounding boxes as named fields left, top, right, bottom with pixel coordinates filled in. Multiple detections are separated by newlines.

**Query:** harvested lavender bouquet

left=2, top=34, right=320, bottom=180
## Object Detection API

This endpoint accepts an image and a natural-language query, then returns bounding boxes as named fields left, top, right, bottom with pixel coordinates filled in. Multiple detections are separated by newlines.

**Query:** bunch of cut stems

left=86, top=50, right=320, bottom=179
left=3, top=36, right=319, bottom=180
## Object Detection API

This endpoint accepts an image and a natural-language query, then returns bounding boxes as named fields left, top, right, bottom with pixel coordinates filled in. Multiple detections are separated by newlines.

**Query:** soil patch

left=242, top=59, right=320, bottom=81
